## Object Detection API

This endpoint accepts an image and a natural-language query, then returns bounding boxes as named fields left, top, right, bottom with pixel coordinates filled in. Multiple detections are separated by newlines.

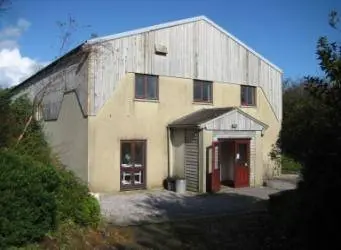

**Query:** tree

left=277, top=10, right=341, bottom=249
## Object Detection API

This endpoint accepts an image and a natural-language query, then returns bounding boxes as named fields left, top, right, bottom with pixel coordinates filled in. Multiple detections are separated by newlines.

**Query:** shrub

left=78, top=195, right=101, bottom=227
left=9, top=96, right=52, bottom=165
left=281, top=155, right=302, bottom=174
left=54, top=168, right=101, bottom=227
left=0, top=150, right=60, bottom=248
left=0, top=89, right=12, bottom=148
left=0, top=92, right=101, bottom=247
left=269, top=145, right=302, bottom=174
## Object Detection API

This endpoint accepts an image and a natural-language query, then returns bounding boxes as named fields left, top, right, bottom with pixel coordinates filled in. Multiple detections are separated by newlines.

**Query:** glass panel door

left=120, top=140, right=146, bottom=190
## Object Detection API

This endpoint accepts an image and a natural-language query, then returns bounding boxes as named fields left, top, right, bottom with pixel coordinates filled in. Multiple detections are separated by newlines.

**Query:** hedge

left=0, top=150, right=101, bottom=248
left=0, top=150, right=59, bottom=248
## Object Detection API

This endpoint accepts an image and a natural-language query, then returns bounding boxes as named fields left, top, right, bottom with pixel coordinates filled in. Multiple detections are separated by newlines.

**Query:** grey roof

left=169, top=107, right=235, bottom=128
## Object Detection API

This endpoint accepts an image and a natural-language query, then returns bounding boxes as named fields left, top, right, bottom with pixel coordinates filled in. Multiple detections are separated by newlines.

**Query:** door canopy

left=169, top=107, right=268, bottom=132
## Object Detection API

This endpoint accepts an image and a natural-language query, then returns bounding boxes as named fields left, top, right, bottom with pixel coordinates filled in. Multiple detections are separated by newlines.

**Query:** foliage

left=55, top=169, right=101, bottom=227
left=0, top=89, right=101, bottom=248
left=281, top=155, right=301, bottom=174
left=277, top=10, right=341, bottom=249
left=0, top=89, right=12, bottom=148
left=11, top=96, right=52, bottom=164
left=0, top=150, right=59, bottom=248
left=0, top=93, right=52, bottom=164
left=296, top=13, right=341, bottom=250
left=269, top=145, right=302, bottom=174
left=278, top=81, right=326, bottom=163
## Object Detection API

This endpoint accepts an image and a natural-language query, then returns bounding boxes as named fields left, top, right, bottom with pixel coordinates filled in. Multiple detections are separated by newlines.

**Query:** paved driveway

left=100, top=184, right=294, bottom=226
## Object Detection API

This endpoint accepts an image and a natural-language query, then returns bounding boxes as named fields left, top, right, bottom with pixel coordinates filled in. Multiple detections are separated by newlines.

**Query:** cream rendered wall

left=44, top=92, right=88, bottom=182
left=89, top=74, right=212, bottom=192
left=215, top=82, right=281, bottom=180
left=239, top=89, right=281, bottom=178
left=88, top=73, right=280, bottom=192
left=255, top=131, right=264, bottom=185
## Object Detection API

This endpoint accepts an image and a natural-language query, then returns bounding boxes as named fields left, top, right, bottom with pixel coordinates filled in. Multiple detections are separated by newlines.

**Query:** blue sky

left=1, top=0, right=340, bottom=86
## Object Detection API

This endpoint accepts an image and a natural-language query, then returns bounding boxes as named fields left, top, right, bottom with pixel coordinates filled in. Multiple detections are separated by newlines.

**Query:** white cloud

left=0, top=48, right=41, bottom=87
left=0, top=18, right=44, bottom=87
left=0, top=18, right=31, bottom=40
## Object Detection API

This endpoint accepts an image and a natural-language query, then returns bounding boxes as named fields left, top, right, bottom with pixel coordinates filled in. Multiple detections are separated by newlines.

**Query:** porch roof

left=168, top=107, right=268, bottom=131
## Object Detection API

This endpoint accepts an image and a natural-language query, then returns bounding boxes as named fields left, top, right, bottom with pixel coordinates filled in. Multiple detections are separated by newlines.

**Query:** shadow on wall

left=105, top=192, right=269, bottom=250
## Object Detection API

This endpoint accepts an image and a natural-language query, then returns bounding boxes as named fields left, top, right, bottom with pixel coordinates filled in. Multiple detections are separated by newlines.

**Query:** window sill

left=240, top=105, right=257, bottom=108
left=193, top=101, right=213, bottom=105
left=134, top=98, right=159, bottom=103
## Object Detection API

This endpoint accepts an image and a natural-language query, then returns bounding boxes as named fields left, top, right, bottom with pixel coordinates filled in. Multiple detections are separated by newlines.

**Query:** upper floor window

left=193, top=80, right=213, bottom=103
left=135, top=74, right=159, bottom=100
left=241, top=85, right=256, bottom=106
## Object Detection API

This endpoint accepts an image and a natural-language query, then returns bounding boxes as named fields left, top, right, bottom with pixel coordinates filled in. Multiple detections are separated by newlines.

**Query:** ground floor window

left=120, top=140, right=146, bottom=190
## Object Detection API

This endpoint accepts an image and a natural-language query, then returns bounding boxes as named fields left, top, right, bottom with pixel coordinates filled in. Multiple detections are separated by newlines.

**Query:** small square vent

left=155, top=44, right=168, bottom=55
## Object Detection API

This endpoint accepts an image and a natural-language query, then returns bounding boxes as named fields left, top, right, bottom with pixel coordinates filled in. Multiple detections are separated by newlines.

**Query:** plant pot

left=165, top=177, right=176, bottom=191
left=175, top=178, right=186, bottom=194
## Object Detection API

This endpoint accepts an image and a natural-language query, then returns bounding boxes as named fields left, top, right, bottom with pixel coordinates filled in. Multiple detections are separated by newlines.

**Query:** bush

left=55, top=168, right=101, bottom=227
left=78, top=195, right=101, bottom=227
left=0, top=150, right=101, bottom=248
left=281, top=155, right=302, bottom=174
left=10, top=96, right=52, bottom=165
left=0, top=91, right=101, bottom=247
left=269, top=145, right=302, bottom=174
left=0, top=150, right=60, bottom=248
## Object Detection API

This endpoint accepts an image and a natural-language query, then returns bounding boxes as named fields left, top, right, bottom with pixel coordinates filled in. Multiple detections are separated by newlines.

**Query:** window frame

left=241, top=85, right=257, bottom=107
left=120, top=140, right=147, bottom=191
left=134, top=74, right=159, bottom=101
left=193, top=79, right=213, bottom=103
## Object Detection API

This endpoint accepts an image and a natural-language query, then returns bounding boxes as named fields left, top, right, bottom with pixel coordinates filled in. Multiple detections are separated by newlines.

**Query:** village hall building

left=12, top=16, right=282, bottom=193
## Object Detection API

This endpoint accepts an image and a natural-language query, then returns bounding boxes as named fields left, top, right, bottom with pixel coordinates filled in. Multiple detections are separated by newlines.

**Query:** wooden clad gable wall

left=203, top=110, right=265, bottom=131
left=89, top=19, right=282, bottom=120
left=14, top=52, right=89, bottom=120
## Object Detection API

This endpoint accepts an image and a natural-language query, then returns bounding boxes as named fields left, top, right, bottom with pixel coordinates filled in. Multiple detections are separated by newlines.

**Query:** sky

left=0, top=0, right=340, bottom=86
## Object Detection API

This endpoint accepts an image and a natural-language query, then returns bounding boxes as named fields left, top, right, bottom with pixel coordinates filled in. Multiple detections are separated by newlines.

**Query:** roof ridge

left=86, top=16, right=206, bottom=45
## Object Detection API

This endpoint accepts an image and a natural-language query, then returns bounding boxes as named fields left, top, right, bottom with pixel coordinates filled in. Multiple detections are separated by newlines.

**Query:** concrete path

left=264, top=174, right=299, bottom=190
left=100, top=185, right=290, bottom=226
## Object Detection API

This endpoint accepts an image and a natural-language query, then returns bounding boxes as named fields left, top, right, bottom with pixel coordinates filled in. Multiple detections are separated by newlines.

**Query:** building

left=11, top=16, right=282, bottom=193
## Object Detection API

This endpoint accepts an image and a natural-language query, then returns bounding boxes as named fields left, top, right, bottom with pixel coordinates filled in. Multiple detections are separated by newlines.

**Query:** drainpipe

left=166, top=126, right=171, bottom=177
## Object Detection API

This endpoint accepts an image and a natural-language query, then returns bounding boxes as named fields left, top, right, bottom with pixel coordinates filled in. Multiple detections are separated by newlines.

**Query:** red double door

left=208, top=139, right=250, bottom=192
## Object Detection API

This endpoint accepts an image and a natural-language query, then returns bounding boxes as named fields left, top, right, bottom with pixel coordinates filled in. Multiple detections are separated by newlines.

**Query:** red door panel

left=206, top=142, right=221, bottom=192
left=211, top=141, right=221, bottom=192
left=234, top=140, right=250, bottom=188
